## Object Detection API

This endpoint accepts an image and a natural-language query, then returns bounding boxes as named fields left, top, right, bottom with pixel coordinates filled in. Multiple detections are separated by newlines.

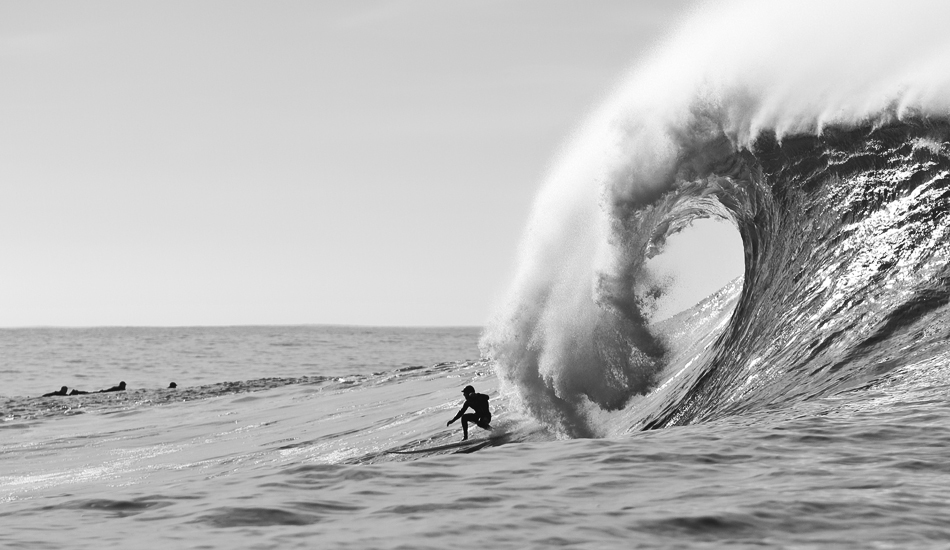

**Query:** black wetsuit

left=450, top=392, right=492, bottom=439
left=462, top=393, right=492, bottom=426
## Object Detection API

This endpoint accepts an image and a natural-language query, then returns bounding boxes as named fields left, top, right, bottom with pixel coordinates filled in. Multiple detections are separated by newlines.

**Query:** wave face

left=646, top=119, right=950, bottom=428
left=480, top=0, right=950, bottom=437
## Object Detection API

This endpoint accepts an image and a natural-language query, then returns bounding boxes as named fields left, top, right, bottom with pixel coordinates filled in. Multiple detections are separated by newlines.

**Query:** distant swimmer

left=41, top=386, right=69, bottom=397
left=168, top=382, right=177, bottom=389
left=446, top=385, right=492, bottom=441
left=99, top=381, right=126, bottom=393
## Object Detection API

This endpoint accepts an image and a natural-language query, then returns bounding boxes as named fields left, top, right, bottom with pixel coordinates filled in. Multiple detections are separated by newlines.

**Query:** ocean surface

left=3, top=295, right=950, bottom=549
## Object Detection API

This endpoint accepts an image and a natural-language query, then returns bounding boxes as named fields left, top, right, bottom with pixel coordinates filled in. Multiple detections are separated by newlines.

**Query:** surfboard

left=388, top=437, right=489, bottom=455
left=387, top=432, right=508, bottom=455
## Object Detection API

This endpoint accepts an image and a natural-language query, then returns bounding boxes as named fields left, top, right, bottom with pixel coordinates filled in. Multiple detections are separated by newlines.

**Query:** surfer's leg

left=461, top=413, right=479, bottom=440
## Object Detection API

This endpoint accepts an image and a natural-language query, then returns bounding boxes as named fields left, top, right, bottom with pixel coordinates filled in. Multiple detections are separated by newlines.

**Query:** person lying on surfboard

left=41, top=386, right=69, bottom=397
left=447, top=385, right=492, bottom=441
left=98, top=381, right=126, bottom=393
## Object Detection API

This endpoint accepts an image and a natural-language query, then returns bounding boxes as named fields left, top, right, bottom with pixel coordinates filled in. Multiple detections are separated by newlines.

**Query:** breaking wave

left=480, top=0, right=950, bottom=437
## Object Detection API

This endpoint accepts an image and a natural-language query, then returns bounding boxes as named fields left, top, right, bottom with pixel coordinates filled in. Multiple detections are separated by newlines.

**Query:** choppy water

left=3, top=296, right=950, bottom=549
left=0, top=325, right=481, bottom=400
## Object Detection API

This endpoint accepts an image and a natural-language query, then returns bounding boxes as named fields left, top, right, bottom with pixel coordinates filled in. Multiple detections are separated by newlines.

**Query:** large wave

left=480, top=0, right=950, bottom=437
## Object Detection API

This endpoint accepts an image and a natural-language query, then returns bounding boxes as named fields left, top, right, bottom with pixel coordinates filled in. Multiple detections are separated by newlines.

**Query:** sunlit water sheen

left=3, top=316, right=950, bottom=549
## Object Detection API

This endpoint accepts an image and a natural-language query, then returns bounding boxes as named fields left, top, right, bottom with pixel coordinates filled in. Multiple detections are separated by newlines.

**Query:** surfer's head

left=462, top=385, right=475, bottom=396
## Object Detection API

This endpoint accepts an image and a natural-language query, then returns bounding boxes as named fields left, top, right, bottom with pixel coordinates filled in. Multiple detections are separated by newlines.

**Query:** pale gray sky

left=0, top=0, right=739, bottom=327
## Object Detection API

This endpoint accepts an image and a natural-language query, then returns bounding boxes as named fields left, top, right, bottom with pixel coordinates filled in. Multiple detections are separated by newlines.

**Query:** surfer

left=99, top=381, right=126, bottom=393
left=69, top=388, right=89, bottom=395
left=446, top=385, right=492, bottom=440
left=41, top=386, right=69, bottom=397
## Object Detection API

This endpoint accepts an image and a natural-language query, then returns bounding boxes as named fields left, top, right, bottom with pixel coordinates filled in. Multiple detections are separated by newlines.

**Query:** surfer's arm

left=447, top=403, right=469, bottom=425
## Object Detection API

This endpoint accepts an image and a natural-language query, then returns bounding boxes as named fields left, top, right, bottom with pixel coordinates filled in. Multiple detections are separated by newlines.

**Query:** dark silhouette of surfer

left=447, top=385, right=492, bottom=440
left=168, top=382, right=177, bottom=389
left=37, top=380, right=151, bottom=397
left=99, top=381, right=126, bottom=393
left=41, top=386, right=69, bottom=397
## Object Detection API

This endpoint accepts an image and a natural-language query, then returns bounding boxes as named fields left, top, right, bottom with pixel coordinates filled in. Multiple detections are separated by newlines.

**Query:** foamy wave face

left=480, top=0, right=950, bottom=437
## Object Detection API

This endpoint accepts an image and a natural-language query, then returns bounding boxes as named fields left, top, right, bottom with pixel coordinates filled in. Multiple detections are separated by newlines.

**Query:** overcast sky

left=0, top=0, right=743, bottom=327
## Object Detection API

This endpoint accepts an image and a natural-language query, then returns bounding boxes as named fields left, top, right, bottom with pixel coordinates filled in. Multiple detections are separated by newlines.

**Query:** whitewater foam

left=481, top=0, right=950, bottom=437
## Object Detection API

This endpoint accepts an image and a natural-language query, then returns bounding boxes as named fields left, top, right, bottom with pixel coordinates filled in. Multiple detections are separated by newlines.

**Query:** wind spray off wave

left=480, top=0, right=950, bottom=437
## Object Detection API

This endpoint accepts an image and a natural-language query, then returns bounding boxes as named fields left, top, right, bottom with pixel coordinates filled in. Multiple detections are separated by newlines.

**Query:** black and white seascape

left=4, top=1, right=950, bottom=548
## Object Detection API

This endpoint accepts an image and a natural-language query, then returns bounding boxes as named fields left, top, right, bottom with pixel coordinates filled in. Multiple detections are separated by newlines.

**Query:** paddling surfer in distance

left=99, top=381, right=126, bottom=393
left=447, top=385, right=492, bottom=441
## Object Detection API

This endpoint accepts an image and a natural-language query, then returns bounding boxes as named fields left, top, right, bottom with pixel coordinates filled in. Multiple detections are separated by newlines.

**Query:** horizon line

left=0, top=323, right=486, bottom=330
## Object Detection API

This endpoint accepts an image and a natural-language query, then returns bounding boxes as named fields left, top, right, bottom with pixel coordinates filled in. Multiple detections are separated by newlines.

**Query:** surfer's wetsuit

left=98, top=381, right=126, bottom=393
left=447, top=386, right=492, bottom=440
left=41, top=386, right=69, bottom=397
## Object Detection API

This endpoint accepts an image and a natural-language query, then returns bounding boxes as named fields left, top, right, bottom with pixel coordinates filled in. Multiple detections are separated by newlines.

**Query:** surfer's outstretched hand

left=446, top=419, right=454, bottom=426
